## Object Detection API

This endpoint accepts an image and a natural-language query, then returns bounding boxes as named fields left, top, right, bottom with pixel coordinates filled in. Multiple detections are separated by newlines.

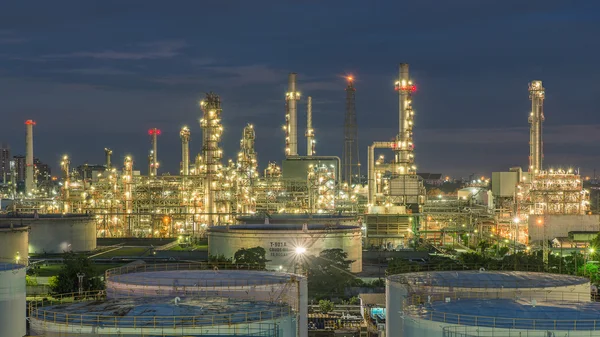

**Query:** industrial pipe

left=24, top=120, right=35, bottom=195
left=528, top=80, right=545, bottom=174
left=286, top=73, right=299, bottom=156
left=367, top=142, right=394, bottom=205
left=306, top=96, right=315, bottom=156
left=180, top=126, right=190, bottom=176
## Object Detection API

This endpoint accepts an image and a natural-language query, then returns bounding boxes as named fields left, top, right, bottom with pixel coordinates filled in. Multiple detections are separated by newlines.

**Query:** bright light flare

left=295, top=247, right=306, bottom=254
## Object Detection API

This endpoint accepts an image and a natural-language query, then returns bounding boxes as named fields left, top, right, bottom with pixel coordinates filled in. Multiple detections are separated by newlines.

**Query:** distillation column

left=60, top=155, right=70, bottom=212
left=394, top=64, right=417, bottom=174
left=528, top=80, right=545, bottom=174
left=237, top=124, right=258, bottom=214
left=285, top=73, right=300, bottom=156
left=123, top=156, right=133, bottom=235
left=104, top=148, right=112, bottom=170
left=148, top=128, right=161, bottom=176
left=200, top=93, right=223, bottom=226
left=368, top=142, right=395, bottom=205
left=306, top=96, right=315, bottom=156
left=180, top=126, right=190, bottom=176
left=24, top=120, right=35, bottom=195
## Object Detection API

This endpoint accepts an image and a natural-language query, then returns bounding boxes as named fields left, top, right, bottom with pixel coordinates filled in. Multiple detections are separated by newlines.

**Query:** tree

left=234, top=247, right=269, bottom=269
left=50, top=252, right=104, bottom=295
left=304, top=249, right=356, bottom=299
left=318, top=299, right=335, bottom=314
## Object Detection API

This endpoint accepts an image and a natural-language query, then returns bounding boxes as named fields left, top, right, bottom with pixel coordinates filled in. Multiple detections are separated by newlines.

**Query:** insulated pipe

left=368, top=141, right=394, bottom=205
left=286, top=73, right=299, bottom=156
left=528, top=80, right=545, bottom=174
left=180, top=126, right=190, bottom=176
left=24, top=120, right=35, bottom=195
left=306, top=96, right=314, bottom=156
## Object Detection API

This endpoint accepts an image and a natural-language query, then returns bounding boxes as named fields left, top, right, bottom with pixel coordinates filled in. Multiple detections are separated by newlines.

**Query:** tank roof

left=415, top=299, right=600, bottom=330
left=34, top=296, right=291, bottom=327
left=389, top=271, right=588, bottom=288
left=0, top=262, right=25, bottom=271
left=210, top=223, right=360, bottom=231
left=110, top=270, right=298, bottom=287
left=0, top=223, right=28, bottom=230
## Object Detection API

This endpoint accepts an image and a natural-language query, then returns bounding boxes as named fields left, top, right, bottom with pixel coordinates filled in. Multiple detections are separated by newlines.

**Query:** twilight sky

left=1, top=1, right=599, bottom=177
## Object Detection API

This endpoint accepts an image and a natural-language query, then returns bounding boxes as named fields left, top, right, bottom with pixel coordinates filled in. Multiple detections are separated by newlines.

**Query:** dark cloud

left=0, top=1, right=599, bottom=177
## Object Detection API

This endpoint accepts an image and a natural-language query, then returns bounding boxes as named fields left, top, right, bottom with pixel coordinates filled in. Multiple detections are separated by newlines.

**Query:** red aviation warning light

left=25, top=120, right=36, bottom=125
left=148, top=128, right=161, bottom=135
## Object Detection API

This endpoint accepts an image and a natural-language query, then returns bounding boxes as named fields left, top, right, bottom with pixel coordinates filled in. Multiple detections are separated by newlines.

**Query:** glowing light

left=295, top=247, right=306, bottom=254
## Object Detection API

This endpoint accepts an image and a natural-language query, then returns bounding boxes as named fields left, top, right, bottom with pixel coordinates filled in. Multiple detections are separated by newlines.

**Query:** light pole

left=77, top=273, right=85, bottom=296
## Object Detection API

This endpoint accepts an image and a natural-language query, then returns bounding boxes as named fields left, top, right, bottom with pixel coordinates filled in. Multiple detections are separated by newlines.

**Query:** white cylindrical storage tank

left=208, top=224, right=363, bottom=273
left=0, top=224, right=29, bottom=265
left=104, top=265, right=308, bottom=337
left=0, top=263, right=26, bottom=337
left=30, top=295, right=298, bottom=337
left=0, top=215, right=96, bottom=254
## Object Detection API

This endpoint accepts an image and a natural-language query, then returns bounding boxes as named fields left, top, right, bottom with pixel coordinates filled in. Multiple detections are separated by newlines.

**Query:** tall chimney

left=24, top=120, right=35, bottom=195
left=285, top=73, right=300, bottom=156
left=528, top=80, right=545, bottom=174
left=180, top=126, right=190, bottom=176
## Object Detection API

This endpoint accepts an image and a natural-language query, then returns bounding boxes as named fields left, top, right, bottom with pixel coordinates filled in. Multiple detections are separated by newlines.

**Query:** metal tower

left=343, top=76, right=360, bottom=185
left=285, top=73, right=300, bottom=156
left=200, top=93, right=223, bottom=226
left=394, top=63, right=416, bottom=174
left=528, top=80, right=545, bottom=174
left=148, top=128, right=161, bottom=176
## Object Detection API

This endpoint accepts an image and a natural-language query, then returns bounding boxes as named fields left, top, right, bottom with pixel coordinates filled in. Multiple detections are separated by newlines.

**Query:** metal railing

left=105, top=262, right=282, bottom=279
left=29, top=291, right=294, bottom=329
left=407, top=291, right=600, bottom=331
left=442, top=326, right=577, bottom=337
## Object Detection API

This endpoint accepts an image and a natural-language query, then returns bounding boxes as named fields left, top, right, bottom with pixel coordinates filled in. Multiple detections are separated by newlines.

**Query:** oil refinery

left=0, top=64, right=593, bottom=261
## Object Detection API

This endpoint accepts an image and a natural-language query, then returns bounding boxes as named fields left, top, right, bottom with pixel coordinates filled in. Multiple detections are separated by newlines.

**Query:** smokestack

left=148, top=128, right=161, bottom=176
left=528, top=80, right=545, bottom=174
left=24, top=120, right=35, bottom=195
left=306, top=96, right=315, bottom=156
left=394, top=63, right=417, bottom=175
left=60, top=155, right=70, bottom=212
left=104, top=148, right=113, bottom=170
left=180, top=126, right=190, bottom=176
left=285, top=73, right=299, bottom=156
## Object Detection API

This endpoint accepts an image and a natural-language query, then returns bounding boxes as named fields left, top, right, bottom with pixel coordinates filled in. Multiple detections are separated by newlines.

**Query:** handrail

left=406, top=290, right=600, bottom=331
left=28, top=291, right=294, bottom=329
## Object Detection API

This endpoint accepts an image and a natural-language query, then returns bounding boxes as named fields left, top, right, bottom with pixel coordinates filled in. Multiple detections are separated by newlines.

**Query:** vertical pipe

left=152, top=132, right=158, bottom=176
left=368, top=144, right=375, bottom=205
left=24, top=120, right=35, bottom=195
left=104, top=148, right=112, bottom=170
left=306, top=96, right=314, bottom=156
left=180, top=127, right=190, bottom=176
left=528, top=80, right=544, bottom=174
left=286, top=73, right=299, bottom=156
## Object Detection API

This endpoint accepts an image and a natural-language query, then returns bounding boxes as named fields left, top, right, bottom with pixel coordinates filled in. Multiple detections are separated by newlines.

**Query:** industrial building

left=387, top=270, right=596, bottom=337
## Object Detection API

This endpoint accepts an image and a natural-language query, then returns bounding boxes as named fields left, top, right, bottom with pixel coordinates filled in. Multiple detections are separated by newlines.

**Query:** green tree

left=304, top=249, right=356, bottom=299
left=234, top=247, right=269, bottom=269
left=50, top=252, right=104, bottom=295
left=318, top=299, right=335, bottom=314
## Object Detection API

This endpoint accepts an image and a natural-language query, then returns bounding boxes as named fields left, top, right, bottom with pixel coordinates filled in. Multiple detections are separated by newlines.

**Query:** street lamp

left=294, top=247, right=306, bottom=274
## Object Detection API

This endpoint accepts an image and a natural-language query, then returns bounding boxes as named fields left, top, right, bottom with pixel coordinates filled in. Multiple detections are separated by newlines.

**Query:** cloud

left=47, top=67, right=134, bottom=75
left=152, top=64, right=284, bottom=87
left=46, top=40, right=186, bottom=60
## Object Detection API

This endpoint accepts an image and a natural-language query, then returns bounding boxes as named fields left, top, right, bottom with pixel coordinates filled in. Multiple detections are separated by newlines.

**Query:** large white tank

left=105, top=265, right=308, bottom=337
left=387, top=271, right=593, bottom=337
left=0, top=224, right=28, bottom=265
left=0, top=263, right=26, bottom=337
left=0, top=215, right=96, bottom=254
left=208, top=223, right=363, bottom=272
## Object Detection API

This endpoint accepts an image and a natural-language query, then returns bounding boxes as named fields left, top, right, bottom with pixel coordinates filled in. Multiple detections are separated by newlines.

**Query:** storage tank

left=0, top=223, right=28, bottom=265
left=0, top=263, right=26, bottom=337
left=387, top=270, right=594, bottom=337
left=0, top=214, right=96, bottom=254
left=208, top=223, right=362, bottom=272
left=105, top=264, right=308, bottom=337
left=30, top=295, right=298, bottom=336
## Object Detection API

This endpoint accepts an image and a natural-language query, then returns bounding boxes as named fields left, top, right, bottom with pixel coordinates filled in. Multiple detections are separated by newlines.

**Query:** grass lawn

left=169, top=243, right=208, bottom=251
left=92, top=247, right=152, bottom=258
left=33, top=263, right=125, bottom=278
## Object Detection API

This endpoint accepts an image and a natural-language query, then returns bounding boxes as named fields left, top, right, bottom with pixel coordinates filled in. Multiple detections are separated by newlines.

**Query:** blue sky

left=1, top=1, right=599, bottom=177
